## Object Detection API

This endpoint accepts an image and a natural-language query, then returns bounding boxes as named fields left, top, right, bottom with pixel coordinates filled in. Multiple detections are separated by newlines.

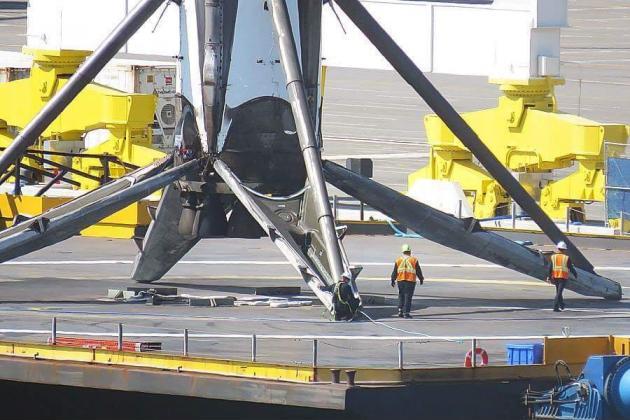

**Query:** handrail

left=0, top=328, right=603, bottom=342
left=0, top=146, right=141, bottom=193
left=5, top=319, right=626, bottom=369
left=0, top=147, right=140, bottom=170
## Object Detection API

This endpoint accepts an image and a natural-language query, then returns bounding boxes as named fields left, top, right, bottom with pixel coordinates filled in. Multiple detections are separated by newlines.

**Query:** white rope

left=358, top=310, right=461, bottom=343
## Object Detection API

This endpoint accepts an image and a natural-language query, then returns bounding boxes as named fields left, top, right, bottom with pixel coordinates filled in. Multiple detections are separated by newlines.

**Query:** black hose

left=554, top=360, right=574, bottom=386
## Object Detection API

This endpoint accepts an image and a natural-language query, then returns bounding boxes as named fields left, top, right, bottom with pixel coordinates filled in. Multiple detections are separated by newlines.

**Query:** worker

left=390, top=244, right=424, bottom=318
left=547, top=241, right=577, bottom=312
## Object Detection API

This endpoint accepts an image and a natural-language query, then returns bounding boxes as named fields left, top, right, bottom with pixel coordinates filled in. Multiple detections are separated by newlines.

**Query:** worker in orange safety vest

left=547, top=241, right=577, bottom=312
left=390, top=244, right=424, bottom=318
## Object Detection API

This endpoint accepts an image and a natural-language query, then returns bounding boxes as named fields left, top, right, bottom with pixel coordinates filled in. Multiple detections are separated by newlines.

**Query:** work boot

left=404, top=313, right=412, bottom=319
left=560, top=304, right=565, bottom=310
left=397, top=311, right=404, bottom=318
left=553, top=308, right=561, bottom=312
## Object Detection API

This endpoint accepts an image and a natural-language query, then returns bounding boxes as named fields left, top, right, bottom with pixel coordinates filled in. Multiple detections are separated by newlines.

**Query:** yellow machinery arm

left=0, top=49, right=165, bottom=190
left=409, top=77, right=630, bottom=221
left=0, top=49, right=166, bottom=238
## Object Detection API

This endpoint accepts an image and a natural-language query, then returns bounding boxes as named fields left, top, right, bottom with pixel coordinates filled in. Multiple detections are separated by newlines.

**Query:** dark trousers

left=397, top=281, right=416, bottom=314
left=552, top=279, right=566, bottom=310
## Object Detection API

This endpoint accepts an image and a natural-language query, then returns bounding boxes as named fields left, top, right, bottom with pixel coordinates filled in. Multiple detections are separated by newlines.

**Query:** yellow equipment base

left=0, top=193, right=155, bottom=239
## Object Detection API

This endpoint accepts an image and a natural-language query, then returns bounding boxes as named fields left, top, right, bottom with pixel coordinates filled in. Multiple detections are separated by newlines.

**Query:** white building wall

left=15, top=0, right=567, bottom=84
left=26, top=0, right=180, bottom=57
left=321, top=0, right=567, bottom=80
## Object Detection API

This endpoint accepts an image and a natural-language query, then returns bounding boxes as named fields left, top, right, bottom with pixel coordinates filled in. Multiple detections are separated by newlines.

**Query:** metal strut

left=333, top=0, right=594, bottom=273
left=0, top=158, right=198, bottom=263
left=214, top=159, right=337, bottom=314
left=0, top=0, right=171, bottom=176
left=323, top=160, right=621, bottom=300
left=270, top=0, right=345, bottom=282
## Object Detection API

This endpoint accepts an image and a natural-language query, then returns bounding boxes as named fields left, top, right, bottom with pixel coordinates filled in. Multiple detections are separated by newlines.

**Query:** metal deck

left=0, top=234, right=629, bottom=368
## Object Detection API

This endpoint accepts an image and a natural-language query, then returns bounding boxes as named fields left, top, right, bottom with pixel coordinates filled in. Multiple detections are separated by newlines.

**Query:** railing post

left=565, top=207, right=571, bottom=233
left=471, top=338, right=477, bottom=368
left=13, top=159, right=21, bottom=196
left=51, top=317, right=57, bottom=345
left=621, top=211, right=625, bottom=236
left=360, top=201, right=365, bottom=221
left=117, top=323, right=123, bottom=351
left=457, top=199, right=463, bottom=219
left=251, top=334, right=257, bottom=362
left=312, top=339, right=318, bottom=368
left=511, top=202, right=517, bottom=229
left=183, top=328, right=189, bottom=357
left=398, top=341, right=404, bottom=370
left=100, top=156, right=110, bottom=185
left=330, top=368, right=341, bottom=384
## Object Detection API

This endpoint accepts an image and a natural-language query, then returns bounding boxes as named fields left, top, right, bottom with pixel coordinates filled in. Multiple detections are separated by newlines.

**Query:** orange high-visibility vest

left=551, top=253, right=570, bottom=280
left=396, top=256, right=418, bottom=282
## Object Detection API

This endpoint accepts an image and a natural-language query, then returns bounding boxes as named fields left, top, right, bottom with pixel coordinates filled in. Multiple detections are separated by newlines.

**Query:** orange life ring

left=464, top=347, right=489, bottom=367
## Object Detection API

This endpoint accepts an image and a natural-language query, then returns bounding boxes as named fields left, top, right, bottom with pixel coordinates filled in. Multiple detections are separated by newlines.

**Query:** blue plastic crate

left=506, top=343, right=543, bottom=365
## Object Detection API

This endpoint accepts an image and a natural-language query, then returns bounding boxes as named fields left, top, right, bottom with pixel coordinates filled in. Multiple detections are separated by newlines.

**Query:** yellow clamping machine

left=409, top=77, right=630, bottom=222
left=0, top=49, right=166, bottom=238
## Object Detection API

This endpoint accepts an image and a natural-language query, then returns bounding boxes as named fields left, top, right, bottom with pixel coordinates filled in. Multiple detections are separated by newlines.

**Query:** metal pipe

left=270, top=0, right=345, bottom=282
left=323, top=160, right=622, bottom=300
left=117, top=323, right=123, bottom=351
left=0, top=329, right=612, bottom=341
left=202, top=0, right=223, bottom=149
left=13, top=161, right=21, bottom=196
left=334, top=0, right=594, bottom=273
left=312, top=339, right=318, bottom=368
left=0, top=164, right=15, bottom=186
left=0, top=158, right=196, bottom=263
left=100, top=157, right=111, bottom=185
left=566, top=207, right=571, bottom=233
left=25, top=152, right=108, bottom=182
left=3, top=147, right=138, bottom=165
left=36, top=170, right=68, bottom=197
left=398, top=341, right=404, bottom=370
left=511, top=202, right=517, bottom=229
left=183, top=328, right=189, bottom=356
left=15, top=161, right=81, bottom=186
left=251, top=334, right=257, bottom=362
left=0, top=0, right=168, bottom=176
left=471, top=338, right=477, bottom=368
left=51, top=317, right=57, bottom=345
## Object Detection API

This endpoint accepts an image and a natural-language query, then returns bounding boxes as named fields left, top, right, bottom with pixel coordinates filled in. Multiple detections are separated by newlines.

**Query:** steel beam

left=334, top=0, right=593, bottom=273
left=0, top=0, right=169, bottom=176
left=202, top=0, right=223, bottom=150
left=214, top=159, right=337, bottom=314
left=323, top=160, right=621, bottom=300
left=270, top=0, right=345, bottom=282
left=0, top=159, right=198, bottom=263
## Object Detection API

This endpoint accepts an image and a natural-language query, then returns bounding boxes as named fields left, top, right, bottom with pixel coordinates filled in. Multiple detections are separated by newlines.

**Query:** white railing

left=0, top=318, right=606, bottom=369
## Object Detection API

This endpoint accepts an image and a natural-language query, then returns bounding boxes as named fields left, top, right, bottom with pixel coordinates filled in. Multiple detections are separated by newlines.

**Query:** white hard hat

left=556, top=241, right=568, bottom=250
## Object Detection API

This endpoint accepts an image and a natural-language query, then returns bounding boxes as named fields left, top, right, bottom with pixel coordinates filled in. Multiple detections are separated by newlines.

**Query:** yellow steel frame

left=0, top=49, right=166, bottom=238
left=0, top=49, right=165, bottom=189
left=0, top=341, right=315, bottom=383
left=409, top=77, right=630, bottom=221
